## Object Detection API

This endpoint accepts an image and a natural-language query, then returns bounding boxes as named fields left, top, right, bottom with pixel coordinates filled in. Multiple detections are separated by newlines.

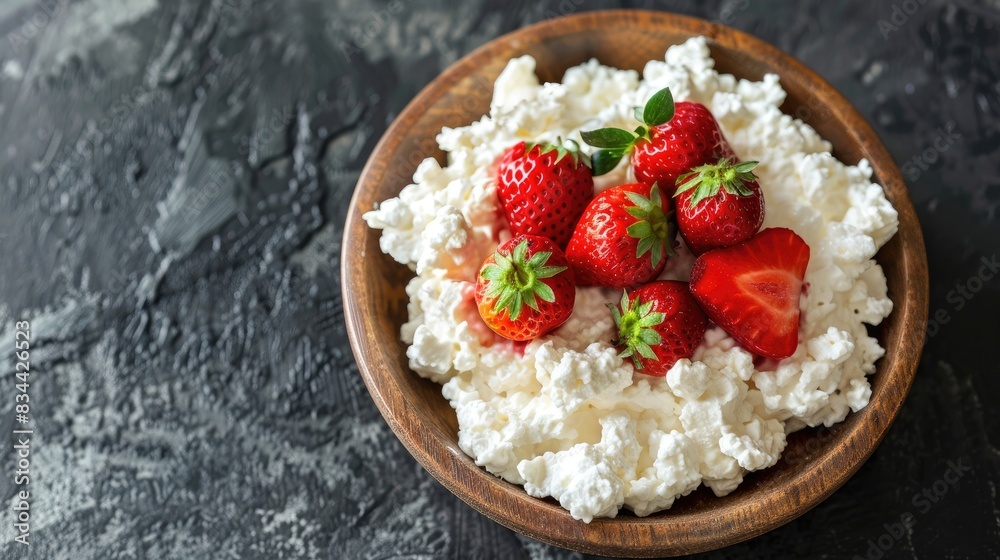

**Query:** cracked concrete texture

left=0, top=0, right=997, bottom=558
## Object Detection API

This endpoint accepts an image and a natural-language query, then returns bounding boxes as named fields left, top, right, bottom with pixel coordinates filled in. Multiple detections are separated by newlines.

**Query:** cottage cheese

left=364, top=37, right=898, bottom=522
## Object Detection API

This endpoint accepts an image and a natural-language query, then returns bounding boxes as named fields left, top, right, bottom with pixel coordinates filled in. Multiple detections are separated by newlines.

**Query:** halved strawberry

left=611, top=281, right=709, bottom=376
left=689, top=228, right=810, bottom=359
left=474, top=234, right=576, bottom=341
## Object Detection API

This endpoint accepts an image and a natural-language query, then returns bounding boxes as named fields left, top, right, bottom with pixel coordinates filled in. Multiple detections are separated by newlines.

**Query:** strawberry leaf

left=623, top=184, right=677, bottom=268
left=580, top=128, right=635, bottom=148
left=639, top=329, right=660, bottom=344
left=635, top=341, right=657, bottom=359
left=642, top=87, right=675, bottom=127
left=674, top=158, right=760, bottom=208
left=580, top=113, right=661, bottom=176
left=611, top=290, right=665, bottom=370
left=627, top=221, right=654, bottom=239
left=481, top=240, right=567, bottom=321
left=590, top=148, right=628, bottom=176
left=624, top=206, right=648, bottom=219
left=624, top=191, right=654, bottom=212
left=535, top=282, right=556, bottom=302
left=525, top=137, right=588, bottom=168
left=635, top=235, right=656, bottom=258
left=522, top=290, right=539, bottom=312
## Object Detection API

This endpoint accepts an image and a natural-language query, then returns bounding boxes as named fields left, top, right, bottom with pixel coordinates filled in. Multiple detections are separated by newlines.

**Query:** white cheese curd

left=363, top=37, right=898, bottom=521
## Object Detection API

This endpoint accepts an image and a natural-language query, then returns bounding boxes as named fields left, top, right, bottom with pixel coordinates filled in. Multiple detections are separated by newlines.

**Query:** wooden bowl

left=342, top=10, right=929, bottom=557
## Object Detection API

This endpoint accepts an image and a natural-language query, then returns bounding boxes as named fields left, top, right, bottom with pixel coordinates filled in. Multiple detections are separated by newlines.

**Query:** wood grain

left=341, top=10, right=929, bottom=557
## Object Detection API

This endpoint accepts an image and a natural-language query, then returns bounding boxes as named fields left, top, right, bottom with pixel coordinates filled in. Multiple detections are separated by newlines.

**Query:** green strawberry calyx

left=481, top=240, right=567, bottom=321
left=674, top=158, right=760, bottom=208
left=624, top=184, right=677, bottom=268
left=610, top=290, right=665, bottom=370
left=524, top=137, right=590, bottom=168
left=579, top=87, right=675, bottom=176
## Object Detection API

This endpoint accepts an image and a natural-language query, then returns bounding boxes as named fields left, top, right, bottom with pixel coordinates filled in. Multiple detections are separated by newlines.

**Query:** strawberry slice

left=689, top=228, right=810, bottom=359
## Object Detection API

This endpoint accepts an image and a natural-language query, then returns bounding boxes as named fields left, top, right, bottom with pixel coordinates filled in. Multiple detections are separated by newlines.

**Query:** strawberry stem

left=674, top=158, right=760, bottom=207
left=610, top=290, right=664, bottom=370
left=481, top=240, right=567, bottom=321
left=639, top=87, right=675, bottom=127
left=524, top=137, right=589, bottom=168
left=624, top=184, right=677, bottom=268
left=580, top=86, right=675, bottom=176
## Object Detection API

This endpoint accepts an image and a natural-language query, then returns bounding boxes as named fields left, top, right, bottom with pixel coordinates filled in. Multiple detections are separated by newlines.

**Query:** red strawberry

left=565, top=182, right=676, bottom=289
left=496, top=140, right=594, bottom=248
left=674, top=158, right=765, bottom=255
left=611, top=281, right=709, bottom=376
left=474, top=234, right=576, bottom=341
left=689, top=228, right=810, bottom=359
left=581, top=87, right=734, bottom=195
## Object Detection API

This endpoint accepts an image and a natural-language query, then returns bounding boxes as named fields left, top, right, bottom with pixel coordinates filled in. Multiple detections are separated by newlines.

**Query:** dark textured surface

left=0, top=0, right=996, bottom=558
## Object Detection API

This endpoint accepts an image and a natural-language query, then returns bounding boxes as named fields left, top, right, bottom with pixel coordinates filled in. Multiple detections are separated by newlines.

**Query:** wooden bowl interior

left=344, top=10, right=927, bottom=557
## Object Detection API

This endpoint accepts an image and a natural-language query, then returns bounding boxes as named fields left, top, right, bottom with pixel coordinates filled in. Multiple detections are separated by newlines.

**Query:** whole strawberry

left=581, top=87, right=735, bottom=195
left=565, top=182, right=676, bottom=289
left=674, top=158, right=765, bottom=255
left=610, top=281, right=709, bottom=376
left=496, top=139, right=594, bottom=248
left=475, top=234, right=576, bottom=341
left=689, top=228, right=810, bottom=360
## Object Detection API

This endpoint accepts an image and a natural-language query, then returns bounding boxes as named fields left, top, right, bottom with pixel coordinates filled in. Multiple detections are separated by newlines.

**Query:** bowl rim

left=342, top=9, right=929, bottom=557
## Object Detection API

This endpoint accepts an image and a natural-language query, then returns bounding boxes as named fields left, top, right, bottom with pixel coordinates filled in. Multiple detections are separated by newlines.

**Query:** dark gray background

left=0, top=0, right=997, bottom=558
